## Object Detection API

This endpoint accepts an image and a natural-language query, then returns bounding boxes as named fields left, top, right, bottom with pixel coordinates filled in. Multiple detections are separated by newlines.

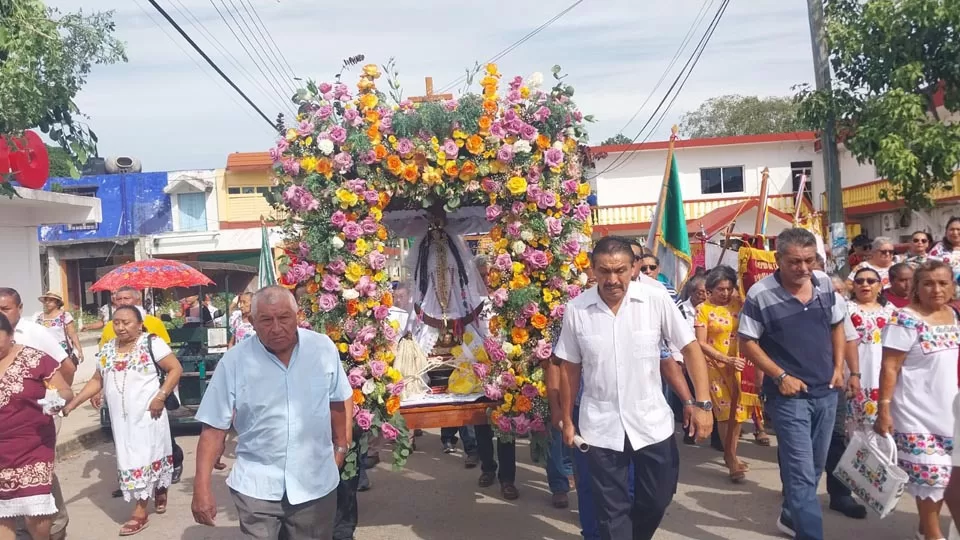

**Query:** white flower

left=512, top=240, right=527, bottom=256
left=513, top=140, right=532, bottom=154
left=528, top=72, right=543, bottom=88
left=342, top=289, right=360, bottom=301
left=502, top=342, right=515, bottom=356
left=520, top=230, right=534, bottom=242
left=362, top=379, right=377, bottom=395
left=579, top=272, right=588, bottom=286
left=565, top=127, right=577, bottom=139
left=552, top=141, right=564, bottom=150
left=317, top=139, right=335, bottom=156
left=331, top=236, right=345, bottom=249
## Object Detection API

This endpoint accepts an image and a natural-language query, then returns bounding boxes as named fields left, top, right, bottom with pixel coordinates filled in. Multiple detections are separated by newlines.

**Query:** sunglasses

left=912, top=238, right=929, bottom=243
left=878, top=249, right=895, bottom=255
left=639, top=265, right=658, bottom=273
left=853, top=278, right=879, bottom=285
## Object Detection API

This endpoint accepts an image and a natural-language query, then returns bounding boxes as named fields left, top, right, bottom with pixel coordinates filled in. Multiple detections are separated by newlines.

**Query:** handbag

left=146, top=334, right=180, bottom=411
left=832, top=430, right=907, bottom=518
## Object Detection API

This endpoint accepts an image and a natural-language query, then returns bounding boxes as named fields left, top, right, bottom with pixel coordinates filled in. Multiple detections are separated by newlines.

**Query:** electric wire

left=237, top=0, right=298, bottom=83
left=225, top=0, right=298, bottom=97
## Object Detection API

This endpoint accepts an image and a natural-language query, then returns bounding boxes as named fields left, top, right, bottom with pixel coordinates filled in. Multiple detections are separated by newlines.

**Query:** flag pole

left=649, top=125, right=680, bottom=256
left=753, top=167, right=770, bottom=238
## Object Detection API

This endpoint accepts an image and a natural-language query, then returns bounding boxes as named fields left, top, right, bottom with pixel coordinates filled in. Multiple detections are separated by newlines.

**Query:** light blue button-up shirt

left=196, top=328, right=352, bottom=504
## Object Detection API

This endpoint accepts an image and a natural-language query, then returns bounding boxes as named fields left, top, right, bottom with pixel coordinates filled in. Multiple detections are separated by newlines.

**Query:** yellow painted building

left=221, top=152, right=282, bottom=228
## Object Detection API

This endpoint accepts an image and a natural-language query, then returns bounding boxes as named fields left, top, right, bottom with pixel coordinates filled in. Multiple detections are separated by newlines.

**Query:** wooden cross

left=409, top=77, right=453, bottom=103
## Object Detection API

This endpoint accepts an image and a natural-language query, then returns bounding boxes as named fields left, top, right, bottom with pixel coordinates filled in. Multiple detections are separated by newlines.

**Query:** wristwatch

left=334, top=446, right=349, bottom=455
left=683, top=399, right=713, bottom=411
left=849, top=372, right=862, bottom=378
left=774, top=372, right=789, bottom=386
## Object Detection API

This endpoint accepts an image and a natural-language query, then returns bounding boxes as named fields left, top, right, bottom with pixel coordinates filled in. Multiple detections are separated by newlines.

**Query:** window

left=177, top=192, right=207, bottom=232
left=228, top=187, right=241, bottom=195
left=700, top=166, right=744, bottom=195
left=62, top=185, right=99, bottom=231
left=256, top=187, right=270, bottom=194
left=791, top=161, right=814, bottom=206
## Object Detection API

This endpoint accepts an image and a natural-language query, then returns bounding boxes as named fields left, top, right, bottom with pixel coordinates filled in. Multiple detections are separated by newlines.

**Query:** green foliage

left=795, top=0, right=960, bottom=210
left=47, top=144, right=72, bottom=177
left=600, top=134, right=633, bottom=146
left=0, top=0, right=126, bottom=183
left=680, top=95, right=802, bottom=139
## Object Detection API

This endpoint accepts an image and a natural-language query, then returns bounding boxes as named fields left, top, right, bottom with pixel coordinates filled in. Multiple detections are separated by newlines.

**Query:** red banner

left=738, top=247, right=777, bottom=297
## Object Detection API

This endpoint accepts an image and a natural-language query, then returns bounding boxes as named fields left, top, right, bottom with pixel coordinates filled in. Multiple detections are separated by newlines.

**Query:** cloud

left=44, top=0, right=814, bottom=170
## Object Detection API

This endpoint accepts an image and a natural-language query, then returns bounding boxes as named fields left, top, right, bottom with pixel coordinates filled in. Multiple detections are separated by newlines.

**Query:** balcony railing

left=591, top=195, right=802, bottom=228
left=820, top=173, right=960, bottom=212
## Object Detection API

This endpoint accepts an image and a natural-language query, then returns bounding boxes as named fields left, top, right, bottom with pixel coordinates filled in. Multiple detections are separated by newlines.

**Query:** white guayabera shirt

left=555, top=281, right=695, bottom=452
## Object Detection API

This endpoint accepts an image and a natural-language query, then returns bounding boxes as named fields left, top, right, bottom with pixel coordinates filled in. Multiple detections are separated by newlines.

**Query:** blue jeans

left=573, top=405, right=635, bottom=540
left=766, top=392, right=837, bottom=540
left=440, top=425, right=478, bottom=455
left=546, top=428, right=574, bottom=494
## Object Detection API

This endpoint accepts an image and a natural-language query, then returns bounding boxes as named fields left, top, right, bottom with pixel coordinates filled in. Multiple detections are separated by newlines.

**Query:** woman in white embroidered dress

left=845, top=267, right=895, bottom=432
left=875, top=260, right=959, bottom=540
left=33, top=292, right=83, bottom=365
left=63, top=306, right=182, bottom=537
left=227, top=293, right=256, bottom=348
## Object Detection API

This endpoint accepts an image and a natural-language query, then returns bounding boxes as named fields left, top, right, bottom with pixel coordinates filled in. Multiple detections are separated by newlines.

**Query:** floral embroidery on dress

left=0, top=348, right=44, bottom=409
left=897, top=460, right=952, bottom=488
left=230, top=311, right=256, bottom=343
left=34, top=312, right=71, bottom=352
left=0, top=461, right=54, bottom=493
left=848, top=303, right=893, bottom=346
left=97, top=336, right=156, bottom=376
left=888, top=309, right=960, bottom=355
left=117, top=455, right=174, bottom=501
left=895, top=432, right=954, bottom=457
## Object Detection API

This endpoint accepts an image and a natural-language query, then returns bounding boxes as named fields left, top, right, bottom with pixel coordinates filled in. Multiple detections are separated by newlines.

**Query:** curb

left=57, top=425, right=110, bottom=459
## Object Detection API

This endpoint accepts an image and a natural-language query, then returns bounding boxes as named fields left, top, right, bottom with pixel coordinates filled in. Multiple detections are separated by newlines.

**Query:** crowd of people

left=4, top=220, right=960, bottom=540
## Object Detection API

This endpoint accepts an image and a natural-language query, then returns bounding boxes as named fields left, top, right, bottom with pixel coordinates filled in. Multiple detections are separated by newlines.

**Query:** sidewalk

left=57, top=330, right=110, bottom=458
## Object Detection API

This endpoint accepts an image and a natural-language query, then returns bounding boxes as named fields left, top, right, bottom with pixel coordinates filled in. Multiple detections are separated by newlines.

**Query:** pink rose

left=327, top=259, right=347, bottom=275
left=342, top=221, right=363, bottom=241
left=373, top=305, right=390, bottom=321
left=521, top=302, right=538, bottom=317
left=355, top=409, right=373, bottom=430
left=329, top=126, right=347, bottom=144
left=527, top=250, right=549, bottom=270
left=561, top=179, right=578, bottom=195
left=321, top=274, right=341, bottom=292
left=331, top=211, right=347, bottom=228
left=368, top=251, right=387, bottom=271
left=534, top=339, right=553, bottom=361
left=527, top=166, right=541, bottom=183
left=490, top=287, right=509, bottom=308
left=497, top=145, right=515, bottom=163
left=530, top=415, right=546, bottom=434
left=387, top=381, right=405, bottom=396
left=361, top=217, right=379, bottom=235
left=574, top=204, right=591, bottom=222
left=561, top=239, right=581, bottom=258
left=537, top=191, right=557, bottom=210
left=550, top=304, right=566, bottom=319
left=348, top=367, right=367, bottom=388
left=519, top=123, right=538, bottom=141
left=485, top=204, right=503, bottom=221
left=545, top=216, right=563, bottom=237
left=363, top=190, right=380, bottom=205
left=484, top=383, right=503, bottom=401
left=381, top=422, right=400, bottom=441
left=484, top=338, right=507, bottom=362
left=318, top=293, right=338, bottom=312
left=496, top=415, right=513, bottom=432
left=500, top=372, right=517, bottom=389
left=356, top=275, right=378, bottom=297
left=442, top=139, right=459, bottom=158
left=526, top=184, right=543, bottom=200
left=521, top=383, right=540, bottom=399
left=472, top=362, right=489, bottom=380
left=318, top=82, right=333, bottom=94
left=494, top=253, right=512, bottom=271
left=382, top=324, right=398, bottom=343
left=506, top=221, right=522, bottom=238
left=348, top=342, right=368, bottom=360
left=356, top=325, right=377, bottom=345
left=511, top=202, right=526, bottom=216
left=369, top=360, right=387, bottom=379
left=513, top=415, right=532, bottom=435
left=343, top=318, right=358, bottom=338
left=567, top=284, right=583, bottom=298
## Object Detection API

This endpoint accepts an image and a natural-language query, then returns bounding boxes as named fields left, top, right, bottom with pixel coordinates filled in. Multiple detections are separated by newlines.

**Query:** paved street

left=53, top=423, right=939, bottom=540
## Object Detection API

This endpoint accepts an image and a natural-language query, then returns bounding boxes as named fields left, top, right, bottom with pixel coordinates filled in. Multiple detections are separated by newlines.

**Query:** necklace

left=111, top=344, right=134, bottom=419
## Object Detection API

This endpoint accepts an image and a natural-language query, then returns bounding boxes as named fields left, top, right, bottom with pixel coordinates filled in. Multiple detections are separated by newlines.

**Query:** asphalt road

left=53, top=427, right=939, bottom=540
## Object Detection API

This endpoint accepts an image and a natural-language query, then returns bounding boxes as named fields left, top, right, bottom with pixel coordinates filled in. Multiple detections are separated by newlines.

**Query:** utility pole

left=806, top=0, right=847, bottom=272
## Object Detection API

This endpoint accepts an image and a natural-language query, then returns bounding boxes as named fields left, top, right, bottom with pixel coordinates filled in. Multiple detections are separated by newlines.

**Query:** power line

left=592, top=0, right=731, bottom=177
left=225, top=0, right=298, bottom=97
left=145, top=0, right=277, bottom=129
left=165, top=0, right=293, bottom=115
left=208, top=0, right=295, bottom=113
left=437, top=0, right=585, bottom=94
left=132, top=0, right=263, bottom=127
left=236, top=0, right=298, bottom=83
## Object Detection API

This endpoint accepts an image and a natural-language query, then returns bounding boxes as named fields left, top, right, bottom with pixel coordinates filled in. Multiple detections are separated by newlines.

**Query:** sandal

left=754, top=432, right=772, bottom=446
left=728, top=468, right=746, bottom=483
left=119, top=516, right=149, bottom=536
left=154, top=487, right=168, bottom=514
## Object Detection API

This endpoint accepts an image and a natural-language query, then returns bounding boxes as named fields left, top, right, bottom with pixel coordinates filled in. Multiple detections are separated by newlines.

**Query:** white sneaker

left=776, top=512, right=796, bottom=537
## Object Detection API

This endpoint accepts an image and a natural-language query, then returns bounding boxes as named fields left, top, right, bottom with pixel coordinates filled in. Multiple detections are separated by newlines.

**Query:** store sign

left=0, top=131, right=50, bottom=189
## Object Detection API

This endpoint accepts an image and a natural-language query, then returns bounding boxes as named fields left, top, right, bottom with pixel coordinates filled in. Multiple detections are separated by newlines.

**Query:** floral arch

left=269, top=61, right=594, bottom=473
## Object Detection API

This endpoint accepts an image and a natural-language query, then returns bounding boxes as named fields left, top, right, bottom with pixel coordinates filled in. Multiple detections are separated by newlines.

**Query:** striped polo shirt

left=738, top=270, right=845, bottom=398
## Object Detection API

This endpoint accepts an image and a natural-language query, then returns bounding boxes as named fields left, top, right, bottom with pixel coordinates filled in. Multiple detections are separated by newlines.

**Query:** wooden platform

left=400, top=401, right=491, bottom=430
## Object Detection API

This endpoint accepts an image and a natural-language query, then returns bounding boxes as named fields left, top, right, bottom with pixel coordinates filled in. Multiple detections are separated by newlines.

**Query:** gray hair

left=705, top=265, right=738, bottom=290
left=872, top=236, right=894, bottom=250
left=251, top=285, right=298, bottom=318
left=776, top=228, right=818, bottom=257
left=474, top=255, right=489, bottom=270
left=115, top=285, right=141, bottom=299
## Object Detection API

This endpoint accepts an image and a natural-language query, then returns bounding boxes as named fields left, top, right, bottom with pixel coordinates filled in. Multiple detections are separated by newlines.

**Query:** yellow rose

left=345, top=262, right=364, bottom=283
left=578, top=182, right=592, bottom=198
left=299, top=156, right=318, bottom=173
left=337, top=342, right=348, bottom=353
left=374, top=271, right=386, bottom=282
left=512, top=261, right=525, bottom=275
left=383, top=351, right=396, bottom=363
left=362, top=64, right=381, bottom=78
left=359, top=93, right=379, bottom=110
left=505, top=176, right=528, bottom=196
left=354, top=238, right=369, bottom=257
left=387, top=367, right=402, bottom=381
left=285, top=128, right=297, bottom=142
left=542, top=289, right=554, bottom=303
left=504, top=392, right=514, bottom=404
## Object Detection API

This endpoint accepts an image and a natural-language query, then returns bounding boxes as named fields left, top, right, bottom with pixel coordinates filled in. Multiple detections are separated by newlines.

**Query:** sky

left=46, top=0, right=816, bottom=172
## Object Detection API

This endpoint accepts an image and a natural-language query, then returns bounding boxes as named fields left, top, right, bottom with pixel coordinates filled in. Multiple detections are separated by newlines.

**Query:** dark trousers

left=825, top=391, right=849, bottom=499
left=332, top=433, right=363, bottom=540
left=475, top=424, right=516, bottom=483
left=586, top=435, right=680, bottom=540
left=172, top=432, right=184, bottom=469
left=440, top=425, right=478, bottom=455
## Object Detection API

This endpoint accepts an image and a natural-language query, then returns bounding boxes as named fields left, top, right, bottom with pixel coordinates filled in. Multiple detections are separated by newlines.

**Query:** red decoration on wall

left=0, top=131, right=51, bottom=189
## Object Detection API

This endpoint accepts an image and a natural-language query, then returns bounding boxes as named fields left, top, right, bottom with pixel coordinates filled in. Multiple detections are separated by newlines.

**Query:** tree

left=46, top=145, right=73, bottom=178
left=0, top=0, right=126, bottom=196
left=679, top=95, right=803, bottom=139
left=601, top=134, right=634, bottom=146
left=795, top=0, right=960, bottom=211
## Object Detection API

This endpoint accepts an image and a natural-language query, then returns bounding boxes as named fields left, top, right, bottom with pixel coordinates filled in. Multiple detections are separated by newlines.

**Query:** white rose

left=513, top=140, right=532, bottom=154
left=331, top=236, right=345, bottom=249
left=512, top=240, right=527, bottom=256
left=520, top=230, right=534, bottom=242
left=502, top=342, right=515, bottom=356
left=342, top=289, right=360, bottom=301
left=317, top=139, right=335, bottom=156
left=528, top=72, right=543, bottom=88
left=361, top=378, right=377, bottom=395
left=552, top=141, right=564, bottom=150
left=579, top=272, right=588, bottom=286
left=565, top=127, right=577, bottom=138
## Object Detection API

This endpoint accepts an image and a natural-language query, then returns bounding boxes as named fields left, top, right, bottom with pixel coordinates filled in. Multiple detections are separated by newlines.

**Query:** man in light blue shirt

left=191, top=286, right=352, bottom=540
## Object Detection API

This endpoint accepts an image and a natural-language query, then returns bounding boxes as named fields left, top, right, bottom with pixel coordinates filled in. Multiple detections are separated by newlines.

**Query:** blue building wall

left=39, top=172, right=173, bottom=242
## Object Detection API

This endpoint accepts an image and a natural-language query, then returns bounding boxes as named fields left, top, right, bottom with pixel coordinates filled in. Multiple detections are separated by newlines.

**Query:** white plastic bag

left=832, top=430, right=908, bottom=519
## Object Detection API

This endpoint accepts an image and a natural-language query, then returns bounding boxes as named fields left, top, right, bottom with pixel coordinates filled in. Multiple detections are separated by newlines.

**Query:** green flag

left=258, top=224, right=277, bottom=289
left=651, top=154, right=691, bottom=288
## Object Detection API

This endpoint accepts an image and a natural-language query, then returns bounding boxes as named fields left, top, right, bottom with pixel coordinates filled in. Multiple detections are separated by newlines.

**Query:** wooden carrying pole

left=649, top=125, right=680, bottom=256
left=753, top=167, right=770, bottom=236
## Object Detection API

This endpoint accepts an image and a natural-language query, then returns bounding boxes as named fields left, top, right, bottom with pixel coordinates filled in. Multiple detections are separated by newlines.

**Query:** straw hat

left=38, top=291, right=64, bottom=306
